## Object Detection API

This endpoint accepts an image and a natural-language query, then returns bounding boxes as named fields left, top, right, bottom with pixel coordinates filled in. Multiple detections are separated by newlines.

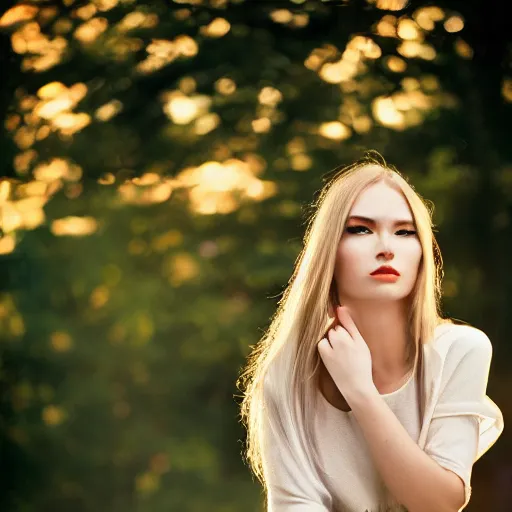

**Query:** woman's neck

left=335, top=299, right=411, bottom=380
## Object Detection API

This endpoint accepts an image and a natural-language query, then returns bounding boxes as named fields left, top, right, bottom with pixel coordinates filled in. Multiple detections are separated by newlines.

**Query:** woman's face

left=334, top=180, right=423, bottom=304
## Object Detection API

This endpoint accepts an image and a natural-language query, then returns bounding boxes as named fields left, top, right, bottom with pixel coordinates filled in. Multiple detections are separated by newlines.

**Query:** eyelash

left=346, top=225, right=417, bottom=236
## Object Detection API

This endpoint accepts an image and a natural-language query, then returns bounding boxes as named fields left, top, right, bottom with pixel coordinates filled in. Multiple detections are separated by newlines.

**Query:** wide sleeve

left=424, top=329, right=504, bottom=510
left=260, top=392, right=331, bottom=511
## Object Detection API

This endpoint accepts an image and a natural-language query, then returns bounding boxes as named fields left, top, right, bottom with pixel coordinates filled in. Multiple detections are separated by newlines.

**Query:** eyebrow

left=347, top=215, right=416, bottom=226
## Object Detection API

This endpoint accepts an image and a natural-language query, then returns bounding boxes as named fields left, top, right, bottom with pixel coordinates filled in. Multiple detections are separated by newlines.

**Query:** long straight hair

left=237, top=153, right=451, bottom=508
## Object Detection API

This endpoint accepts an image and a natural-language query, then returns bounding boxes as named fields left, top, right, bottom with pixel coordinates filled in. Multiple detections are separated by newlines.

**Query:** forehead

left=349, top=181, right=413, bottom=220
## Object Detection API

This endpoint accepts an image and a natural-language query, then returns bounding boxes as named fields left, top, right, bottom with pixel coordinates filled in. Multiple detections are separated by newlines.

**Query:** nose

left=378, top=249, right=394, bottom=260
left=376, top=235, right=394, bottom=260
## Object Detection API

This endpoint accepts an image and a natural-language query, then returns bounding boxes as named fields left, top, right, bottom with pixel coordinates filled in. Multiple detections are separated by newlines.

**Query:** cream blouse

left=262, top=323, right=504, bottom=512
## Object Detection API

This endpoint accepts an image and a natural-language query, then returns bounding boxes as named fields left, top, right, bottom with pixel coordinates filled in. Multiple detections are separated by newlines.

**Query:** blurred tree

left=0, top=0, right=510, bottom=510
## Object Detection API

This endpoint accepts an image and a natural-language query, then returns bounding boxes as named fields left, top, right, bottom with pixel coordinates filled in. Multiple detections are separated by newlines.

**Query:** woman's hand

left=317, top=305, right=376, bottom=401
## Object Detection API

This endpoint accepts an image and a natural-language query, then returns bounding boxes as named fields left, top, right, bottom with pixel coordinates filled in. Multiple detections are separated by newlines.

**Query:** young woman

left=237, top=154, right=504, bottom=512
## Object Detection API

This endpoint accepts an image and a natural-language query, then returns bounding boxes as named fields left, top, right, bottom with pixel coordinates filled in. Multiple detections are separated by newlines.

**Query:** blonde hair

left=237, top=152, right=452, bottom=508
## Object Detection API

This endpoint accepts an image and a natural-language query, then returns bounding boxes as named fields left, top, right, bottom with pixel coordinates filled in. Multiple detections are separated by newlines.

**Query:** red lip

left=370, top=265, right=400, bottom=276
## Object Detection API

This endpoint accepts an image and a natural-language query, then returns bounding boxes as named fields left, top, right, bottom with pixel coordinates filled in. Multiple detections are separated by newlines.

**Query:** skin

left=319, top=179, right=423, bottom=408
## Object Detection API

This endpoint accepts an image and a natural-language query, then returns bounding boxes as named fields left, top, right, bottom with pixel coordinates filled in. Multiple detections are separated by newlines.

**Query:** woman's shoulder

left=430, top=320, right=491, bottom=359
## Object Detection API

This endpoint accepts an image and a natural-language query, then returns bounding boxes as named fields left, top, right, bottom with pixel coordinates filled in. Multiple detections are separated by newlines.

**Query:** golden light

left=502, top=79, right=512, bottom=103
left=304, top=53, right=323, bottom=71
left=36, top=125, right=51, bottom=141
left=371, top=0, right=409, bottom=10
left=372, top=97, right=406, bottom=129
left=215, top=77, right=236, bottom=95
left=147, top=39, right=175, bottom=58
left=286, top=137, right=306, bottom=155
left=318, top=121, right=351, bottom=140
left=133, top=173, right=160, bottom=186
left=95, top=99, right=123, bottom=121
left=35, top=97, right=74, bottom=119
left=164, top=92, right=212, bottom=125
left=386, top=55, right=407, bottom=72
left=90, top=285, right=109, bottom=309
left=17, top=180, right=47, bottom=197
left=13, top=127, right=35, bottom=149
left=74, top=17, right=108, bottom=44
left=291, top=154, right=312, bottom=171
left=0, top=202, right=23, bottom=232
left=174, top=35, right=198, bottom=57
left=270, top=9, right=293, bottom=23
left=258, top=87, right=283, bottom=106
left=375, top=15, right=397, bottom=37
left=420, top=75, right=440, bottom=91
left=52, top=18, right=73, bottom=35
left=37, top=81, right=67, bottom=99
left=293, top=14, right=309, bottom=28
left=136, top=472, right=160, bottom=494
left=51, top=216, right=98, bottom=236
left=413, top=6, right=445, bottom=30
left=117, top=11, right=145, bottom=31
left=5, top=114, right=21, bottom=132
left=0, top=5, right=38, bottom=27
left=34, top=82, right=88, bottom=130
left=197, top=162, right=234, bottom=191
left=397, top=41, right=436, bottom=60
left=11, top=21, right=68, bottom=72
left=117, top=11, right=158, bottom=32
left=454, top=38, right=473, bottom=59
left=194, top=113, right=220, bottom=135
left=201, top=17, right=231, bottom=38
left=164, top=252, right=200, bottom=287
left=93, top=0, right=119, bottom=12
left=50, top=331, right=73, bottom=352
left=444, top=15, right=464, bottom=33
left=33, top=158, right=82, bottom=182
left=252, top=118, right=271, bottom=133
left=178, top=76, right=196, bottom=94
left=397, top=19, right=421, bottom=40
left=52, top=112, right=91, bottom=135
left=75, top=4, right=97, bottom=20
left=0, top=234, right=16, bottom=255
left=174, top=159, right=278, bottom=215
left=0, top=180, right=11, bottom=203
left=15, top=197, right=46, bottom=230
left=348, top=36, right=382, bottom=59
left=401, top=77, right=420, bottom=91
left=152, top=231, right=183, bottom=254
left=98, top=173, right=116, bottom=185
left=14, top=149, right=37, bottom=174
left=320, top=60, right=357, bottom=84
left=117, top=178, right=174, bottom=205
left=353, top=116, right=372, bottom=133
left=164, top=96, right=198, bottom=124
left=42, top=405, right=66, bottom=426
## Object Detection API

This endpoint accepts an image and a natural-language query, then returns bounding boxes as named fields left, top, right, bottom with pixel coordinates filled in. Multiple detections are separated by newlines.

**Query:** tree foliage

left=0, top=0, right=510, bottom=510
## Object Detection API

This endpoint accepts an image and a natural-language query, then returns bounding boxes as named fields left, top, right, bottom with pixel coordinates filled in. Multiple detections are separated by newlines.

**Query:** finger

left=336, top=305, right=360, bottom=340
left=317, top=337, right=332, bottom=352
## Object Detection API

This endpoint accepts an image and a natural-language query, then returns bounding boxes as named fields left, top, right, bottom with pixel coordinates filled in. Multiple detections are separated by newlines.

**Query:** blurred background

left=0, top=0, right=510, bottom=510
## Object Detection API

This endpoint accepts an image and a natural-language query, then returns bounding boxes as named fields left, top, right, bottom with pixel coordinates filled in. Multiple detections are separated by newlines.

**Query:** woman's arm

left=347, top=387, right=465, bottom=512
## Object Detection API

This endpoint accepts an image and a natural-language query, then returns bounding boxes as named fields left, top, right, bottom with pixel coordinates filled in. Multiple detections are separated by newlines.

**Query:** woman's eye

left=346, top=226, right=371, bottom=234
left=345, top=226, right=417, bottom=236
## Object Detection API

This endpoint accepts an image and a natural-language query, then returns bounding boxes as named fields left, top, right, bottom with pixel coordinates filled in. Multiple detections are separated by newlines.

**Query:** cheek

left=336, top=240, right=365, bottom=272
left=404, top=242, right=422, bottom=273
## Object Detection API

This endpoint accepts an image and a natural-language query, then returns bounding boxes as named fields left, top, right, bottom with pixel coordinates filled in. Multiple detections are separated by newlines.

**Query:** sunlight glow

left=0, top=5, right=38, bottom=27
left=51, top=216, right=98, bottom=236
left=318, top=121, right=351, bottom=140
